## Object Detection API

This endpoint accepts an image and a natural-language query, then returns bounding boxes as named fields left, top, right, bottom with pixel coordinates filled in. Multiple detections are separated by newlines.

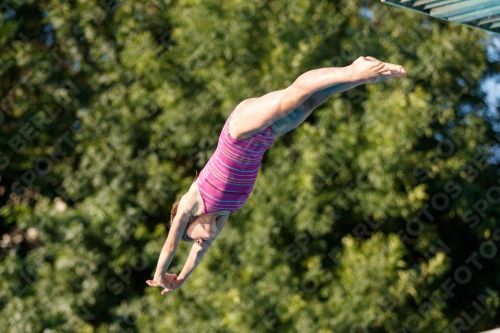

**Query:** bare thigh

left=270, top=87, right=331, bottom=137
left=229, top=87, right=309, bottom=139
left=271, top=103, right=315, bottom=137
left=271, top=82, right=359, bottom=137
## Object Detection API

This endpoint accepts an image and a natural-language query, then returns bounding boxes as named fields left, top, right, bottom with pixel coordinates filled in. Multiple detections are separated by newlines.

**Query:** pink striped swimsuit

left=197, top=108, right=275, bottom=214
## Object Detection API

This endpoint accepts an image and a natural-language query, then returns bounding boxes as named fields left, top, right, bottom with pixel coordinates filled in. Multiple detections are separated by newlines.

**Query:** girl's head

left=169, top=172, right=229, bottom=245
left=171, top=202, right=226, bottom=245
left=182, top=214, right=218, bottom=245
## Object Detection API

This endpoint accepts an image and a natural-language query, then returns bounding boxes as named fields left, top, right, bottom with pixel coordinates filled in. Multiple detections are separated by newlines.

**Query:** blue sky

left=483, top=35, right=500, bottom=121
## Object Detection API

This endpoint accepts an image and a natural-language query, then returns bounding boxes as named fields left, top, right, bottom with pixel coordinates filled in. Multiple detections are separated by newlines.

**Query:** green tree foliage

left=1, top=0, right=500, bottom=332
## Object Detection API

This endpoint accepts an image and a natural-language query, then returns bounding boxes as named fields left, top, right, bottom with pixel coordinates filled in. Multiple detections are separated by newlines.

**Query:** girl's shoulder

left=184, top=181, right=205, bottom=216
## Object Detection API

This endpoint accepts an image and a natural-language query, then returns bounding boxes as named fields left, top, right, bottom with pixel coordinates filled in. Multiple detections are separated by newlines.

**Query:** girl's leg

left=271, top=81, right=358, bottom=136
left=272, top=57, right=406, bottom=136
left=230, top=56, right=405, bottom=139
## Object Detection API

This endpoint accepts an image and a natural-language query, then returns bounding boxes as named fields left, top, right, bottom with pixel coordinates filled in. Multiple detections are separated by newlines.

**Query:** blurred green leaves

left=1, top=0, right=500, bottom=332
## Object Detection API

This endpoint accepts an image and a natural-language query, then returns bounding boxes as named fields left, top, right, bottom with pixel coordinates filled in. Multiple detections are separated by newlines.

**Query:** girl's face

left=185, top=215, right=217, bottom=245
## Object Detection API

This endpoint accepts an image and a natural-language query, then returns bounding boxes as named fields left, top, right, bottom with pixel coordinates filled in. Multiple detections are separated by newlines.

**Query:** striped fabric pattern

left=198, top=108, right=275, bottom=214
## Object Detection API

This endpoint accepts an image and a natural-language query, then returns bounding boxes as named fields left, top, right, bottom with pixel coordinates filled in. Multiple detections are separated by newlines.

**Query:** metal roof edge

left=381, top=0, right=499, bottom=35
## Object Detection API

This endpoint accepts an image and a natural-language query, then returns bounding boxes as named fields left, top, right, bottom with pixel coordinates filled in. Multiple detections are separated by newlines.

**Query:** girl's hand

left=160, top=276, right=184, bottom=295
left=146, top=273, right=178, bottom=294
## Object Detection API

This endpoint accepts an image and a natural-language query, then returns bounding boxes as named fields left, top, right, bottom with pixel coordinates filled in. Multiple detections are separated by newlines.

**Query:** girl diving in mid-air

left=146, top=56, right=406, bottom=294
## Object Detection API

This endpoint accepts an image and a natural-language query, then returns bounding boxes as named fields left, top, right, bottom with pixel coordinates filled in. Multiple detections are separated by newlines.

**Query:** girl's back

left=197, top=108, right=275, bottom=215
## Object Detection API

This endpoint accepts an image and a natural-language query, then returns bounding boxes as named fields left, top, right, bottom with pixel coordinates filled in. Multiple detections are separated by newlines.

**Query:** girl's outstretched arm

left=155, top=212, right=191, bottom=275
left=159, top=214, right=230, bottom=294
left=168, top=243, right=210, bottom=290
left=147, top=196, right=195, bottom=293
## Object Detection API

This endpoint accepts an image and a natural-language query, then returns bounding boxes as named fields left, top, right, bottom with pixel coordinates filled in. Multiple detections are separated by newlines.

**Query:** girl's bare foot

left=349, top=56, right=406, bottom=84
